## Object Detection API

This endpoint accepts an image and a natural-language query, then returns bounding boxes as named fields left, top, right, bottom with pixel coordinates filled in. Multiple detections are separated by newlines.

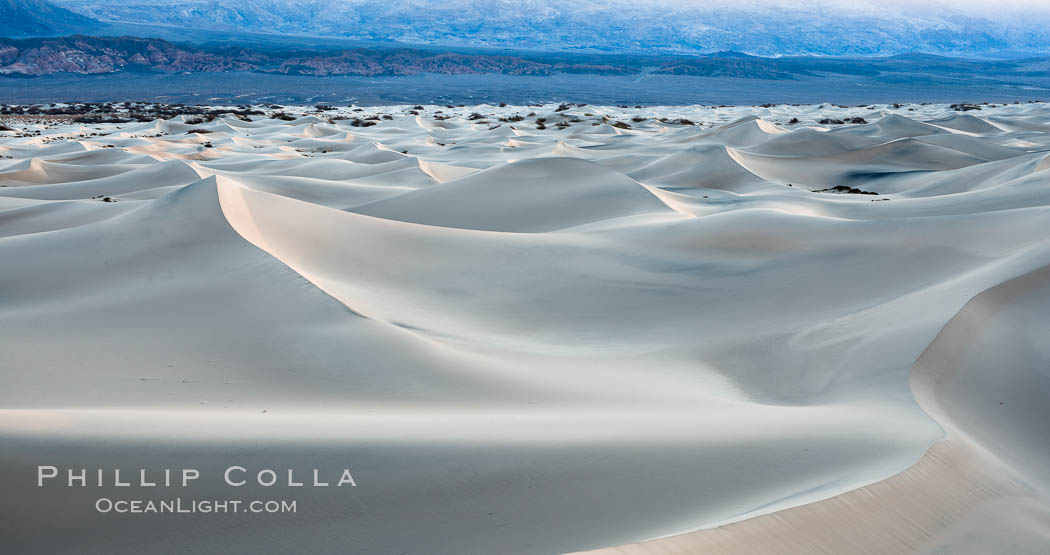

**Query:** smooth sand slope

left=1, top=101, right=1049, bottom=554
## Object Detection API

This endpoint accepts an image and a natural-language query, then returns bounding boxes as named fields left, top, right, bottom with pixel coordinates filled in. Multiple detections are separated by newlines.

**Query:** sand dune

left=1, top=101, right=1049, bottom=554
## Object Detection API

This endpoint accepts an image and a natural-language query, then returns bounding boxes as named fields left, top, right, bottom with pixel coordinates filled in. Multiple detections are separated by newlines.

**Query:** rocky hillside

left=0, top=36, right=644, bottom=77
left=3, top=35, right=1050, bottom=86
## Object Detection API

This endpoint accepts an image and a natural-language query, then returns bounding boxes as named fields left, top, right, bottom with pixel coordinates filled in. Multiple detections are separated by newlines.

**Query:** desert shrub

left=814, top=185, right=877, bottom=195
left=73, top=116, right=131, bottom=124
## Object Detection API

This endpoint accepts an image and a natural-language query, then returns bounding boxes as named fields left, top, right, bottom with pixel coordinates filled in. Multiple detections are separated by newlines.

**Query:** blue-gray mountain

left=48, top=0, right=1050, bottom=56
left=0, top=0, right=100, bottom=37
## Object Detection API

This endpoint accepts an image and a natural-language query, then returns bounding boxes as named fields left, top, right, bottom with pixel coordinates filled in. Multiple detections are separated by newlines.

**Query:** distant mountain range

left=4, top=0, right=1050, bottom=58
left=3, top=35, right=1050, bottom=87
left=44, top=0, right=1050, bottom=57
left=0, top=0, right=100, bottom=37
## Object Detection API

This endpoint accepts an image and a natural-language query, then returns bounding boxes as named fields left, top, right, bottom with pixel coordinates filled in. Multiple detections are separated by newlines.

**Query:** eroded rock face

left=0, top=36, right=591, bottom=76
left=0, top=37, right=260, bottom=75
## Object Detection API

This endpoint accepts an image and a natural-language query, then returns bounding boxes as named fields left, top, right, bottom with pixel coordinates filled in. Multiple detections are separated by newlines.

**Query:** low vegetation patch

left=813, top=185, right=878, bottom=195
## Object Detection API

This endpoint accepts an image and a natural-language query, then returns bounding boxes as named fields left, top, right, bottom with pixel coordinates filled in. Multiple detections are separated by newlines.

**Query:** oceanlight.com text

left=95, top=498, right=297, bottom=514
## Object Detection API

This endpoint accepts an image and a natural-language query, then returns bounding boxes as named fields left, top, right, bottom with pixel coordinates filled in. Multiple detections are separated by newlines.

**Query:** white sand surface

left=1, top=101, right=1049, bottom=554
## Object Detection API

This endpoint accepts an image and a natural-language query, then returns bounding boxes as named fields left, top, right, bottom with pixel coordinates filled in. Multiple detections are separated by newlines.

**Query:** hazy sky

left=853, top=0, right=1047, bottom=11
left=101, top=0, right=1050, bottom=14
left=84, top=0, right=1050, bottom=20
left=642, top=0, right=1050, bottom=13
